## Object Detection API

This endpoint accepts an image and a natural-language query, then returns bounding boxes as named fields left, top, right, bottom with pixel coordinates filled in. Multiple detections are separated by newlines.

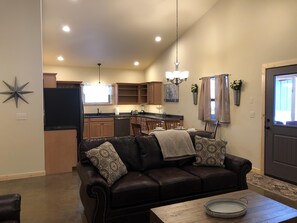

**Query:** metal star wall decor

left=0, top=77, right=33, bottom=108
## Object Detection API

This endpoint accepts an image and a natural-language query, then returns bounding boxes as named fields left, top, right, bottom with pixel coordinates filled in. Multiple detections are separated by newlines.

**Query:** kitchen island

left=84, top=112, right=183, bottom=139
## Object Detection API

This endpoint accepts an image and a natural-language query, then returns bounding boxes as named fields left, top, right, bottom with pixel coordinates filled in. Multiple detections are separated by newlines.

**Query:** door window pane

left=274, top=74, right=297, bottom=125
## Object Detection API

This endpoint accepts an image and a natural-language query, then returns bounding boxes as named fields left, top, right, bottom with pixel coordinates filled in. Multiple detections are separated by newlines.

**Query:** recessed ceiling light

left=57, top=56, right=64, bottom=61
left=155, top=36, right=162, bottom=42
left=62, top=25, right=71, bottom=32
left=134, top=61, right=140, bottom=66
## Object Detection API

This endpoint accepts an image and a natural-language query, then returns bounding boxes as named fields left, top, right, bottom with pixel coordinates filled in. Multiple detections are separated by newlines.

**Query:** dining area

left=131, top=120, right=219, bottom=139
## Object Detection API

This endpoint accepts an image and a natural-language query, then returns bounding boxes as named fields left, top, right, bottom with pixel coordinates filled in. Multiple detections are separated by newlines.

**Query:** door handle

left=265, top=126, right=270, bottom=130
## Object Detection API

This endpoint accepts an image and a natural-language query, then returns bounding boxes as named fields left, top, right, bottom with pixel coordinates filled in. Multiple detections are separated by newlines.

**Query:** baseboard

left=0, top=171, right=46, bottom=182
left=251, top=167, right=262, bottom=174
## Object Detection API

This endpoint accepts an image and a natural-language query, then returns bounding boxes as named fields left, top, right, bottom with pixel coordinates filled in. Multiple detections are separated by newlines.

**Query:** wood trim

left=261, top=58, right=297, bottom=175
left=0, top=171, right=45, bottom=182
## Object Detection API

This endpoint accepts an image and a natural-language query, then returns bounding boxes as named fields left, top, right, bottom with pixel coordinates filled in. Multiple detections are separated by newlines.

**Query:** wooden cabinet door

left=148, top=82, right=162, bottom=105
left=100, top=121, right=114, bottom=137
left=44, top=129, right=77, bottom=175
left=43, top=73, right=57, bottom=88
left=83, top=118, right=90, bottom=139
left=89, top=118, right=114, bottom=138
left=89, top=121, right=102, bottom=138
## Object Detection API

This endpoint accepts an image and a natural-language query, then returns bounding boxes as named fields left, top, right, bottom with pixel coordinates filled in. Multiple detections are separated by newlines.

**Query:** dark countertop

left=44, top=125, right=77, bottom=131
left=84, top=112, right=183, bottom=120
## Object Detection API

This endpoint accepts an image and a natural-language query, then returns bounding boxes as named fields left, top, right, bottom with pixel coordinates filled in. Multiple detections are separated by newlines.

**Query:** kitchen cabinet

left=44, top=129, right=77, bottom=175
left=148, top=82, right=162, bottom=105
left=87, top=117, right=114, bottom=138
left=114, top=82, right=162, bottom=105
left=83, top=118, right=90, bottom=139
left=114, top=83, right=139, bottom=105
left=43, top=73, right=57, bottom=88
left=139, top=83, right=148, bottom=104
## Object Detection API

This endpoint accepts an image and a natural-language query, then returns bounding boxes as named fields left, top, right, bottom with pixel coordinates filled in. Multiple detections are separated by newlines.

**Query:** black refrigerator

left=43, top=88, right=84, bottom=147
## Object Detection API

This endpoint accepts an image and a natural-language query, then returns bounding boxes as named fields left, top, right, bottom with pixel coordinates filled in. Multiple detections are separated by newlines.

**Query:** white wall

left=0, top=0, right=44, bottom=179
left=145, top=0, right=297, bottom=171
left=43, top=65, right=146, bottom=113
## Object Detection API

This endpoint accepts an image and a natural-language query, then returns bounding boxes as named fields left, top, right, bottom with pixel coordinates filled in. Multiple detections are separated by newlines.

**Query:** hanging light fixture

left=165, top=0, right=189, bottom=85
left=97, top=63, right=101, bottom=84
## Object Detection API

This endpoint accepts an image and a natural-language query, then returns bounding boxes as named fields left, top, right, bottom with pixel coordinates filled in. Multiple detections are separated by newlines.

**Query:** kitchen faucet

left=97, top=107, right=101, bottom=115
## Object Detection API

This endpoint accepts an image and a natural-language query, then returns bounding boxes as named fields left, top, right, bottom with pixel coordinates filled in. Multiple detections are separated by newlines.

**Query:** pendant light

left=165, top=0, right=189, bottom=85
left=97, top=63, right=101, bottom=84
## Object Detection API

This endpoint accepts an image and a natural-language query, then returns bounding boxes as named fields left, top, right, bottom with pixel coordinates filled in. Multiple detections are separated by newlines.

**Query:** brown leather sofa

left=0, top=193, right=21, bottom=223
left=77, top=133, right=252, bottom=223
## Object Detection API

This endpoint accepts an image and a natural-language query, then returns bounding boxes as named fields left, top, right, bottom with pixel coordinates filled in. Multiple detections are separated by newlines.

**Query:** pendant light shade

left=165, top=0, right=189, bottom=85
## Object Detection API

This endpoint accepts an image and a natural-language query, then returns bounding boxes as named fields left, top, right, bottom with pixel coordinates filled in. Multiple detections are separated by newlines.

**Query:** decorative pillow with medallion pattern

left=85, top=141, right=128, bottom=186
left=193, top=136, right=227, bottom=167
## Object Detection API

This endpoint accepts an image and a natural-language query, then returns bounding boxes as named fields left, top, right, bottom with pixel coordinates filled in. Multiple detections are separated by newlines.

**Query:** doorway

left=265, top=64, right=297, bottom=184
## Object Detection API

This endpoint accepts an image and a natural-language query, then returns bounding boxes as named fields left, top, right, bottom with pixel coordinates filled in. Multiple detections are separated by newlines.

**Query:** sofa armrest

left=225, top=154, right=252, bottom=189
left=77, top=162, right=110, bottom=223
left=0, top=193, right=21, bottom=223
left=77, top=162, right=110, bottom=197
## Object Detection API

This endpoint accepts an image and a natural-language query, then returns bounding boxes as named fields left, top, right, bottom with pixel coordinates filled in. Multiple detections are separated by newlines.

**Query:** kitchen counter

left=84, top=112, right=183, bottom=121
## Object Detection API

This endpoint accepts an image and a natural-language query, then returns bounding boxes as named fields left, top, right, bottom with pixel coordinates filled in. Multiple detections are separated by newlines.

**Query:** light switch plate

left=16, top=113, right=28, bottom=120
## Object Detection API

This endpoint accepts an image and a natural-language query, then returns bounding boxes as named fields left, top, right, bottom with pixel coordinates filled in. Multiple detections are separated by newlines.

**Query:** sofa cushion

left=145, top=167, right=202, bottom=200
left=85, top=142, right=128, bottom=186
left=80, top=136, right=142, bottom=171
left=181, top=165, right=238, bottom=192
left=110, top=171, right=159, bottom=208
left=136, top=136, right=177, bottom=170
left=193, top=136, right=227, bottom=167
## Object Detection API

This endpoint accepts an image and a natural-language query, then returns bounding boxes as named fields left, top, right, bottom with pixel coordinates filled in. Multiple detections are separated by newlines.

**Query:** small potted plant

left=191, top=84, right=198, bottom=105
left=230, top=80, right=243, bottom=106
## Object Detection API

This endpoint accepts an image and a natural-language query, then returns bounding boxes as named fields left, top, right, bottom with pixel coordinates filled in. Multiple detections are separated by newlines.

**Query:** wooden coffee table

left=150, top=190, right=297, bottom=223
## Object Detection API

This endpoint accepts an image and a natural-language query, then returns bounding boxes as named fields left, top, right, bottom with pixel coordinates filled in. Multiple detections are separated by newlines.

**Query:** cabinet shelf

left=115, top=82, right=162, bottom=105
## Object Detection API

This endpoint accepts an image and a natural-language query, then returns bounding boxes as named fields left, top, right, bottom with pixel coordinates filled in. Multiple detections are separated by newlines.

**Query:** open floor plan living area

left=1, top=0, right=297, bottom=222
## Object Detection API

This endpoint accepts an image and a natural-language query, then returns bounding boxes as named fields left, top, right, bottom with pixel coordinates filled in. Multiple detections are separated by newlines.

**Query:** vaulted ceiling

left=42, top=0, right=218, bottom=70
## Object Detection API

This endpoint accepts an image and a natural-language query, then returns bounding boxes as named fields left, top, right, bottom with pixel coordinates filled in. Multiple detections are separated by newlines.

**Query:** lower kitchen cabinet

left=86, top=117, right=114, bottom=138
left=44, top=129, right=77, bottom=175
left=83, top=118, right=90, bottom=139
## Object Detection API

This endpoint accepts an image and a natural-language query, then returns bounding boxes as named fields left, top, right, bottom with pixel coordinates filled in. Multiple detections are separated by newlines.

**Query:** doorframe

left=261, top=58, right=297, bottom=175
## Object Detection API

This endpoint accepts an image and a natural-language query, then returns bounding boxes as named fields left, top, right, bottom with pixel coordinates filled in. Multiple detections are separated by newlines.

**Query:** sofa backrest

left=79, top=132, right=202, bottom=172
left=135, top=136, right=175, bottom=170
left=79, top=136, right=142, bottom=171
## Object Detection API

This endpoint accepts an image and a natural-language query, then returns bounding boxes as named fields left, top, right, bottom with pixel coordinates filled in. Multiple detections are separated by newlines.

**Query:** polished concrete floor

left=0, top=171, right=296, bottom=223
left=0, top=171, right=87, bottom=223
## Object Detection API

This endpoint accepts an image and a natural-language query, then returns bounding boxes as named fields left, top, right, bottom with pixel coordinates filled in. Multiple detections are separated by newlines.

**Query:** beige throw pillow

left=85, top=141, right=128, bottom=186
left=193, top=136, right=227, bottom=167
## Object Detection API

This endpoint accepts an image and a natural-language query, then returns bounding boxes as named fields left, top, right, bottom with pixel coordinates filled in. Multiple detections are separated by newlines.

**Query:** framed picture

left=164, top=83, right=179, bottom=102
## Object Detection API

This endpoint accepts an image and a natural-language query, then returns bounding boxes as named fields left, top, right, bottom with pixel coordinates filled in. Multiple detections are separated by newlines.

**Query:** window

left=210, top=77, right=215, bottom=120
left=82, top=84, right=113, bottom=105
left=198, top=74, right=230, bottom=123
left=274, top=74, right=297, bottom=125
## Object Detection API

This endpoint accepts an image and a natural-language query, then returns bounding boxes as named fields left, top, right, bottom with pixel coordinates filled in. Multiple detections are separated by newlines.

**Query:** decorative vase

left=233, top=90, right=241, bottom=106
left=192, top=92, right=198, bottom=105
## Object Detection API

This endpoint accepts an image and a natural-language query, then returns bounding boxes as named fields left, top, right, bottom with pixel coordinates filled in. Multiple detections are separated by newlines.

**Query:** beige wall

left=145, top=0, right=297, bottom=171
left=0, top=0, right=44, bottom=179
left=43, top=65, right=146, bottom=113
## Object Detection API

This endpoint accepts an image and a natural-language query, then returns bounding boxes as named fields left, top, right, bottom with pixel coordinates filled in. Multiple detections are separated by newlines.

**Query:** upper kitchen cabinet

left=148, top=82, right=162, bottom=105
left=139, top=83, right=148, bottom=104
left=114, top=82, right=162, bottom=105
left=114, top=83, right=140, bottom=105
left=43, top=73, right=57, bottom=88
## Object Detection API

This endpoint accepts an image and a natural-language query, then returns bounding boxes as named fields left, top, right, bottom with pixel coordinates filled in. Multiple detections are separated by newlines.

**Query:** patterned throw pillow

left=85, top=141, right=128, bottom=186
left=193, top=136, right=227, bottom=167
